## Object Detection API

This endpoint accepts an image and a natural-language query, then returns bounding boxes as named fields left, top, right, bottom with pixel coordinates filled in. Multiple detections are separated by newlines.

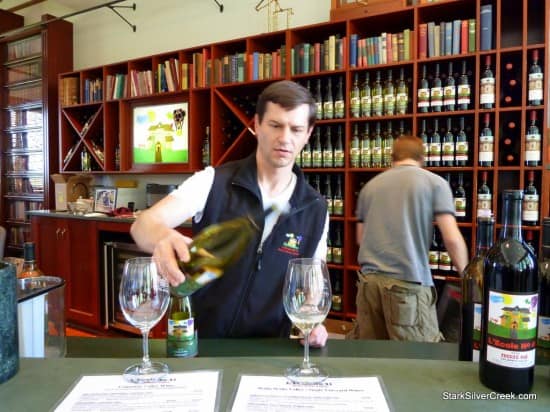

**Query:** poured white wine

left=288, top=313, right=327, bottom=332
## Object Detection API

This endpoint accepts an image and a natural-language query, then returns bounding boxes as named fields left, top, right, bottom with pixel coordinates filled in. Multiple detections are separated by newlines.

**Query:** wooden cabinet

left=58, top=0, right=549, bottom=324
left=0, top=15, right=73, bottom=255
left=31, top=216, right=101, bottom=329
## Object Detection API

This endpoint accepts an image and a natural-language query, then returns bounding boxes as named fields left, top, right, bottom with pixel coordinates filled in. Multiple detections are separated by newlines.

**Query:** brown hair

left=391, top=135, right=424, bottom=162
left=256, top=80, right=316, bottom=128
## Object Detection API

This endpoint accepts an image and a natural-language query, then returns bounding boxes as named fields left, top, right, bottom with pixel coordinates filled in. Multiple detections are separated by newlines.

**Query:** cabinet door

left=65, top=219, right=100, bottom=329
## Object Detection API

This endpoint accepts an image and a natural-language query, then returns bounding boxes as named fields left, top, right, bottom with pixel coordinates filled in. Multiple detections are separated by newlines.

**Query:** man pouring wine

left=131, top=80, right=330, bottom=346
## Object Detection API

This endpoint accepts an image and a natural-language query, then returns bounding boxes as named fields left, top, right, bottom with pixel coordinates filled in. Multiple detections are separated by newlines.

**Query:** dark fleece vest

left=191, top=154, right=327, bottom=338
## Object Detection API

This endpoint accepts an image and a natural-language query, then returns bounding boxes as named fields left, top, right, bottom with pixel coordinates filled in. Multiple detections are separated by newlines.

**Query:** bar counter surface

left=1, top=338, right=548, bottom=411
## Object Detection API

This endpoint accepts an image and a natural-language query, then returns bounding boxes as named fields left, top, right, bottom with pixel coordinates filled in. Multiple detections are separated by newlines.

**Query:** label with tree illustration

left=485, top=291, right=538, bottom=368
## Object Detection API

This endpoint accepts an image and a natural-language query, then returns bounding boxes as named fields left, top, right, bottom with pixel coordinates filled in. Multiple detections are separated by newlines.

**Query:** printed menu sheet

left=54, top=370, right=221, bottom=412
left=230, top=375, right=393, bottom=412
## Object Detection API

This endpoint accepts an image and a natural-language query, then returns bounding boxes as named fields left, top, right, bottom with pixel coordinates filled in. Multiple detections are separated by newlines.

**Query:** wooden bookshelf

left=0, top=14, right=73, bottom=255
left=57, top=0, right=549, bottom=324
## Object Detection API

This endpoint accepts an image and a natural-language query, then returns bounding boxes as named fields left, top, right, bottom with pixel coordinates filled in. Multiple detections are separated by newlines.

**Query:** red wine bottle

left=454, top=172, right=466, bottom=220
left=457, top=60, right=471, bottom=110
left=460, top=216, right=494, bottom=361
left=479, top=190, right=538, bottom=394
left=522, top=171, right=539, bottom=226
left=480, top=55, right=495, bottom=109
left=477, top=171, right=492, bottom=218
left=442, top=117, right=455, bottom=167
left=528, top=49, right=543, bottom=106
left=525, top=110, right=541, bottom=167
left=455, top=117, right=468, bottom=166
left=420, top=119, right=429, bottom=167
left=538, top=218, right=550, bottom=351
left=430, top=63, right=443, bottom=112
left=478, top=113, right=493, bottom=167
left=418, top=65, right=430, bottom=113
left=429, top=118, right=441, bottom=167
left=443, top=61, right=456, bottom=111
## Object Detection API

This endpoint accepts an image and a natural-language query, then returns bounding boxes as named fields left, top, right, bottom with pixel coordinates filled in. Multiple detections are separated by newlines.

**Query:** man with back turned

left=131, top=80, right=329, bottom=345
left=348, top=135, right=468, bottom=342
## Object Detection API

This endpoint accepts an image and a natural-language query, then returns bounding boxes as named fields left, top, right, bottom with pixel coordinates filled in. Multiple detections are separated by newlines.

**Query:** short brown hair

left=256, top=80, right=316, bottom=128
left=391, top=135, right=424, bottom=162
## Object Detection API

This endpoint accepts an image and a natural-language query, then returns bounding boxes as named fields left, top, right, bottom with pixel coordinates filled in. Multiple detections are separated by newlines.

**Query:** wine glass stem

left=141, top=329, right=151, bottom=368
left=302, top=330, right=311, bottom=369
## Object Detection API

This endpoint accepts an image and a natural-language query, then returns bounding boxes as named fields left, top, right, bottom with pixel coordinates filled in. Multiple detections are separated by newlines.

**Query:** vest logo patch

left=278, top=233, right=302, bottom=256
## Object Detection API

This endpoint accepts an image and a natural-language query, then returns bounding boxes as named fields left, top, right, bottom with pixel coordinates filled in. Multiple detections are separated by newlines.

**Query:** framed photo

left=94, top=187, right=117, bottom=213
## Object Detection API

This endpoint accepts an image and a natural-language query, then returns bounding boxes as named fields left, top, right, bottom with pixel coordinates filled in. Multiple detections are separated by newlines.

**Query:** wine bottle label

left=439, top=251, right=451, bottom=270
left=372, top=147, right=382, bottom=165
left=430, top=87, right=443, bottom=107
left=480, top=77, right=495, bottom=104
left=350, top=96, right=361, bottom=117
left=360, top=95, right=371, bottom=116
left=384, top=94, right=395, bottom=114
left=477, top=194, right=492, bottom=218
left=333, top=199, right=344, bottom=216
left=323, top=150, right=334, bottom=167
left=525, top=133, right=541, bottom=161
left=302, top=150, right=312, bottom=168
left=334, top=100, right=345, bottom=118
left=455, top=142, right=468, bottom=161
left=422, top=143, right=429, bottom=159
left=395, top=92, right=407, bottom=113
left=485, top=291, right=538, bottom=368
left=429, top=143, right=441, bottom=160
left=334, top=150, right=345, bottom=167
left=537, top=315, right=550, bottom=349
left=528, top=72, right=543, bottom=101
left=443, top=85, right=456, bottom=105
left=168, top=317, right=195, bottom=340
left=323, top=102, right=334, bottom=119
left=454, top=197, right=466, bottom=217
left=372, top=94, right=383, bottom=114
left=331, top=294, right=342, bottom=311
left=325, top=198, right=334, bottom=215
left=457, top=84, right=471, bottom=104
left=350, top=147, right=360, bottom=167
left=522, top=195, right=539, bottom=222
left=428, top=250, right=439, bottom=269
left=193, top=270, right=220, bottom=286
left=326, top=246, right=333, bottom=263
left=316, top=102, right=323, bottom=119
left=360, top=146, right=370, bottom=167
left=332, top=247, right=343, bottom=263
left=313, top=151, right=323, bottom=168
left=473, top=303, right=482, bottom=362
left=442, top=142, right=455, bottom=161
left=417, top=88, right=430, bottom=108
left=478, top=135, right=494, bottom=162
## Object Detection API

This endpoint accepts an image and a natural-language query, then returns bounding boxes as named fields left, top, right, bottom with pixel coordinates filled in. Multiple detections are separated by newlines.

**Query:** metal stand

left=213, top=0, right=224, bottom=13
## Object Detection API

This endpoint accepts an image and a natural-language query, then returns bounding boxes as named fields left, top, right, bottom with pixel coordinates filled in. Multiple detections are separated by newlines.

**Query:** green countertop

left=2, top=355, right=549, bottom=411
left=0, top=338, right=548, bottom=411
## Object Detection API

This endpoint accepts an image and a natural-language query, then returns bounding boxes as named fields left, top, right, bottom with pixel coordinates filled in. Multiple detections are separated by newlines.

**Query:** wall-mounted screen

left=132, top=102, right=188, bottom=164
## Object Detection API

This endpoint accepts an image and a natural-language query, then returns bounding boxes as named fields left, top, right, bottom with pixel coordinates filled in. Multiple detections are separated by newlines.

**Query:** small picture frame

left=94, top=187, right=117, bottom=214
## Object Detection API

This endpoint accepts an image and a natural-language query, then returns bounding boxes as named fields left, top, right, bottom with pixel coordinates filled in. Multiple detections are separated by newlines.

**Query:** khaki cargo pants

left=347, top=272, right=443, bottom=342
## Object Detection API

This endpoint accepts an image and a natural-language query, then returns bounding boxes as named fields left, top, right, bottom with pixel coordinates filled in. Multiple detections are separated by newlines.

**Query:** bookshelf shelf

left=57, top=0, right=549, bottom=321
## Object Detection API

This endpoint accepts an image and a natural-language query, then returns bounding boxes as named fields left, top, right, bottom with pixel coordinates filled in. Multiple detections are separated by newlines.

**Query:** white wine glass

left=282, top=257, right=332, bottom=384
left=119, top=257, right=170, bottom=383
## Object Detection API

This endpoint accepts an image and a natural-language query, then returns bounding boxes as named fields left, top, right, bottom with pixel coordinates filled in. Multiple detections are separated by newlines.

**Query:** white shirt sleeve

left=169, top=166, right=215, bottom=223
left=312, top=212, right=329, bottom=260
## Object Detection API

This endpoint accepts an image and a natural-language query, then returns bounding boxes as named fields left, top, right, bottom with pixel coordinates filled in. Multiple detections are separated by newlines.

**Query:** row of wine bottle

left=459, top=190, right=549, bottom=394
left=305, top=173, right=344, bottom=217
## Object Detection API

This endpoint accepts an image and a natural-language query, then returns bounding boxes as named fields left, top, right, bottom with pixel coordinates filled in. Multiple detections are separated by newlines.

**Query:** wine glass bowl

left=282, top=258, right=331, bottom=384
left=119, top=257, right=170, bottom=383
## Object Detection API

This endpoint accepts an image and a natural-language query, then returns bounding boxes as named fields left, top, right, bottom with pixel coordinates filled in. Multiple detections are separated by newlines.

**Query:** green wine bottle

left=171, top=208, right=273, bottom=296
left=167, top=294, right=198, bottom=358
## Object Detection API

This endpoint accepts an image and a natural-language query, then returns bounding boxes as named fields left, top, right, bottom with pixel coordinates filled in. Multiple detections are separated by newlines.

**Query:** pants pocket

left=387, top=285, right=418, bottom=327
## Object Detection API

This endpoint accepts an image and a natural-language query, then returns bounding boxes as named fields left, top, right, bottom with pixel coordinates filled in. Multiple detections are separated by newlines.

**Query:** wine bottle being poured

left=171, top=205, right=277, bottom=296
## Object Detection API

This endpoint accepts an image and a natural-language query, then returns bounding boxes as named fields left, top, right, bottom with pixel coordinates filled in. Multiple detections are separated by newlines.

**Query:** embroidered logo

left=278, top=233, right=302, bottom=256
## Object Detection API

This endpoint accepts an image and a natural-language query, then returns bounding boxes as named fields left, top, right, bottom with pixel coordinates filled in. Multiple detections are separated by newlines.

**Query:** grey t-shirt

left=356, top=165, right=455, bottom=286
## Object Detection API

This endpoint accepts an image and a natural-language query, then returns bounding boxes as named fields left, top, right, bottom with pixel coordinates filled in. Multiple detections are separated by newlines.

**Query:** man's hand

left=151, top=229, right=193, bottom=286
left=301, top=324, right=328, bottom=348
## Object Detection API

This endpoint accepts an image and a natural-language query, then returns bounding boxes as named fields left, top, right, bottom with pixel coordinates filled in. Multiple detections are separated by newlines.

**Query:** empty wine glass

left=119, top=257, right=170, bottom=383
left=282, top=257, right=332, bottom=384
